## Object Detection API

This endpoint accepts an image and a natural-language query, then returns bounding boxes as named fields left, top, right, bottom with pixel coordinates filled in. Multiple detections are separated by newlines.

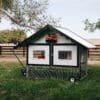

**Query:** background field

left=0, top=62, right=100, bottom=100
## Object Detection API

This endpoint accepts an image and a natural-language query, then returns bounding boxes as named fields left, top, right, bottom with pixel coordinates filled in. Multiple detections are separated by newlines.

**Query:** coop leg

left=26, top=66, right=29, bottom=78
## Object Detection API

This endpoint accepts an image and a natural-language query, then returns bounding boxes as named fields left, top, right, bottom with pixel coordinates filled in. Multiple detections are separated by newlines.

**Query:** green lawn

left=0, top=62, right=100, bottom=100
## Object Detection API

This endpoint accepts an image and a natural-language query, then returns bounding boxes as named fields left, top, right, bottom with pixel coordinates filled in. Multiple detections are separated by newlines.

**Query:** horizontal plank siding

left=0, top=46, right=26, bottom=56
left=88, top=45, right=100, bottom=61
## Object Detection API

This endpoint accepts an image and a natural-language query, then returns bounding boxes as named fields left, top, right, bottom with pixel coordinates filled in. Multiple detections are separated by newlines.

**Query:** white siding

left=35, top=34, right=73, bottom=44
left=53, top=45, right=77, bottom=66
left=28, top=45, right=50, bottom=65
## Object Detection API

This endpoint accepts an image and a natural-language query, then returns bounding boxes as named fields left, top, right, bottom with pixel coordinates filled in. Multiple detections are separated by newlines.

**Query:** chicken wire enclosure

left=28, top=66, right=81, bottom=81
left=78, top=46, right=88, bottom=79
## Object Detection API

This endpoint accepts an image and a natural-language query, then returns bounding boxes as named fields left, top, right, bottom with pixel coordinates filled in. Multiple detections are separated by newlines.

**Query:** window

left=33, top=50, right=45, bottom=59
left=58, top=51, right=72, bottom=60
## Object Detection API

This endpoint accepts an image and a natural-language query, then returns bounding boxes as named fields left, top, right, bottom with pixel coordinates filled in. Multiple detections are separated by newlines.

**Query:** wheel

left=69, top=77, right=76, bottom=82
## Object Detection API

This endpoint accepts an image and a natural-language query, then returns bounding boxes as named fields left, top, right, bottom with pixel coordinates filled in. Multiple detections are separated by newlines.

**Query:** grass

left=0, top=62, right=100, bottom=100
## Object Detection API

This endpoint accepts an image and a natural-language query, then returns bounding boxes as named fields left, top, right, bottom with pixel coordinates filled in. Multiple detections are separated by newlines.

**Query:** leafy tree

left=0, top=30, right=26, bottom=43
left=0, top=0, right=60, bottom=31
left=84, top=19, right=100, bottom=32
left=0, top=0, right=13, bottom=10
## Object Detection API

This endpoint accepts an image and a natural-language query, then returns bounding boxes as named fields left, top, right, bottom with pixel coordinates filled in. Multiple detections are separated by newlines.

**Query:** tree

left=0, top=30, right=26, bottom=43
left=84, top=19, right=100, bottom=32
left=0, top=0, right=60, bottom=31
left=0, top=0, right=13, bottom=10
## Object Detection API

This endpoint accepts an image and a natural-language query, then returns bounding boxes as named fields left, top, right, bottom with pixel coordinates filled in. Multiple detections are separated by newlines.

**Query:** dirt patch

left=0, top=57, right=26, bottom=62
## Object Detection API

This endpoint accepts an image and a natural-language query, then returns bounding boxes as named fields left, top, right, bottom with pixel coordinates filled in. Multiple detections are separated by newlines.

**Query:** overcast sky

left=48, top=0, right=100, bottom=39
left=0, top=0, right=100, bottom=39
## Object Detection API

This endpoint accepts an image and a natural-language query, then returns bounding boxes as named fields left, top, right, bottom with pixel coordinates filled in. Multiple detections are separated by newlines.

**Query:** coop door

left=28, top=45, right=50, bottom=65
left=53, top=45, right=78, bottom=66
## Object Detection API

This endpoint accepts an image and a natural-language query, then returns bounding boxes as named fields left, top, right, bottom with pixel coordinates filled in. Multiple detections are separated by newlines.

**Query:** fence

left=0, top=44, right=26, bottom=56
left=88, top=45, right=100, bottom=61
left=0, top=44, right=100, bottom=61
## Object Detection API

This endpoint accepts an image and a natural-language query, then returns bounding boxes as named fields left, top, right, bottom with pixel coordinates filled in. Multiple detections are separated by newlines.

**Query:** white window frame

left=53, top=45, right=78, bottom=66
left=27, top=45, right=50, bottom=65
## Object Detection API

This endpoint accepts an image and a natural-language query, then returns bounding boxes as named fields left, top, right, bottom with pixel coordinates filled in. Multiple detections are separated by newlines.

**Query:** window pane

left=33, top=50, right=45, bottom=59
left=58, top=51, right=72, bottom=60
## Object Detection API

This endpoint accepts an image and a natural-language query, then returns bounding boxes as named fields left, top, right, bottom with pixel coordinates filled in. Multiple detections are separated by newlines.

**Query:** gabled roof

left=15, top=25, right=95, bottom=49
left=55, top=26, right=95, bottom=48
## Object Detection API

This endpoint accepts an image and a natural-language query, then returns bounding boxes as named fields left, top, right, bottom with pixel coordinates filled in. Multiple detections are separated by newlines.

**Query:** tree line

left=0, top=30, right=26, bottom=44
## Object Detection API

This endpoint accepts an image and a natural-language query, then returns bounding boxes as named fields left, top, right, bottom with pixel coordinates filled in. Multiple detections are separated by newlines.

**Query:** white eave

left=55, top=27, right=96, bottom=48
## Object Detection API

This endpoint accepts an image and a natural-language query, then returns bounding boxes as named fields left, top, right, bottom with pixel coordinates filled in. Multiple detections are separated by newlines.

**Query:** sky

left=48, top=0, right=100, bottom=39
left=0, top=0, right=100, bottom=39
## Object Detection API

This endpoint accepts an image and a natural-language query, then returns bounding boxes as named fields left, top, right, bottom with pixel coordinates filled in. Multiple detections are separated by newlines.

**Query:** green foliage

left=84, top=19, right=96, bottom=32
left=84, top=19, right=100, bottom=32
left=0, top=30, right=26, bottom=43
left=96, top=19, right=100, bottom=29
left=0, top=0, right=13, bottom=10
left=0, top=0, right=60, bottom=31
left=0, top=62, right=100, bottom=99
